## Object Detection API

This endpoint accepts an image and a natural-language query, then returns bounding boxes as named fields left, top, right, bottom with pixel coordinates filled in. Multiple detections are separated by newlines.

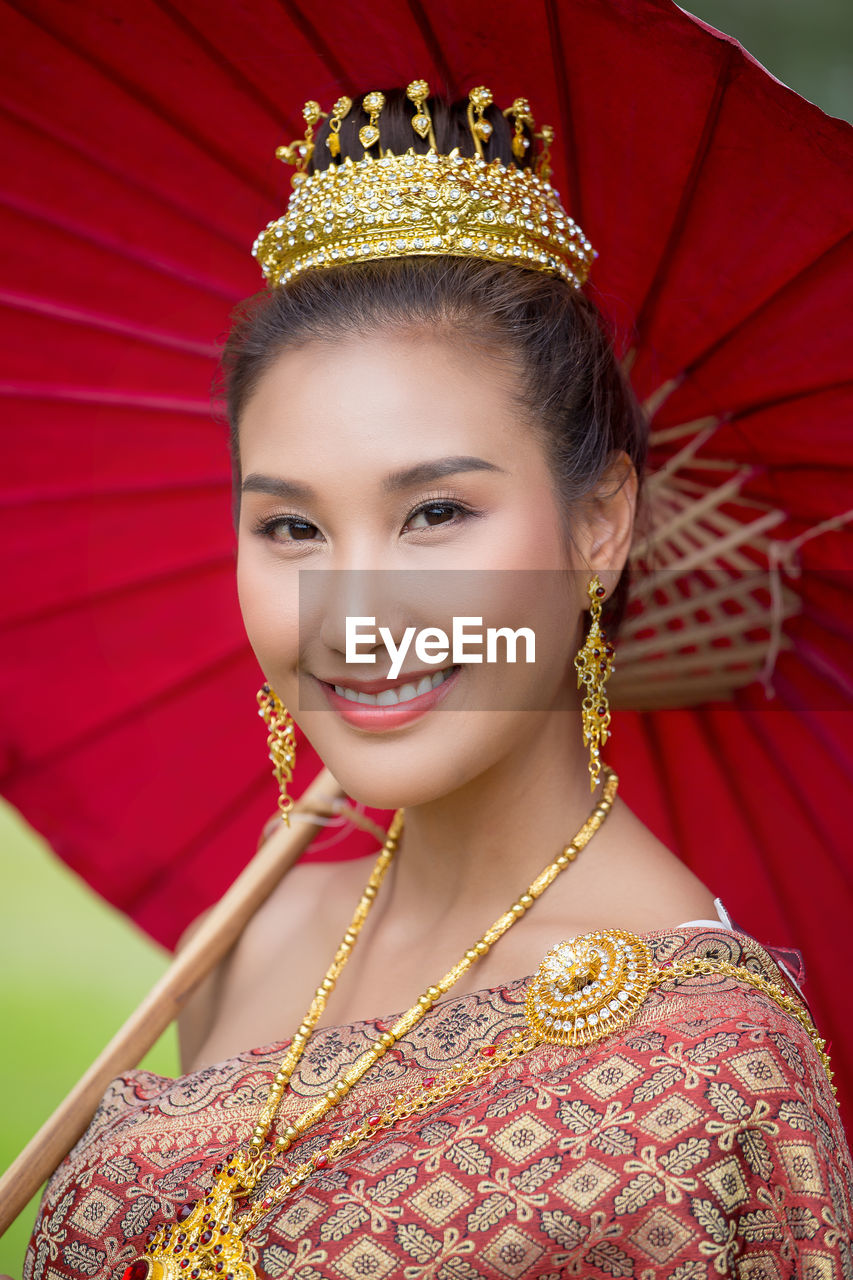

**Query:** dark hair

left=221, top=89, right=648, bottom=637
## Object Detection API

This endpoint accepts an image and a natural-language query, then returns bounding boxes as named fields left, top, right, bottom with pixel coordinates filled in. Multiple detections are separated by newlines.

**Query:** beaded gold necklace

left=126, top=767, right=620, bottom=1280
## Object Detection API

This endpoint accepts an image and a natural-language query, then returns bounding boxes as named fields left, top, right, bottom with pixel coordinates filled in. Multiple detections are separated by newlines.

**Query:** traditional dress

left=25, top=919, right=853, bottom=1280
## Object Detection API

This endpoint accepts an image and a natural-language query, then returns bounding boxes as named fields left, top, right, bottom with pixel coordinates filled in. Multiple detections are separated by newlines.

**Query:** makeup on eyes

left=250, top=491, right=481, bottom=543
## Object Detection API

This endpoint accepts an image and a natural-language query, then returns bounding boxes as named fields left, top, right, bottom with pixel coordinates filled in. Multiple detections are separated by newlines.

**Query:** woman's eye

left=405, top=502, right=465, bottom=531
left=258, top=516, right=321, bottom=542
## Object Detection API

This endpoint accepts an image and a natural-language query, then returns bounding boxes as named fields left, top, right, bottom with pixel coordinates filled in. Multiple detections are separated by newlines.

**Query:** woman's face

left=236, top=328, right=617, bottom=809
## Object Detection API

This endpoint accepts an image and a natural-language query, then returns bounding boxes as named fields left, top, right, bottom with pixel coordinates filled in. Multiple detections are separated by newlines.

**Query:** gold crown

left=252, top=85, right=596, bottom=289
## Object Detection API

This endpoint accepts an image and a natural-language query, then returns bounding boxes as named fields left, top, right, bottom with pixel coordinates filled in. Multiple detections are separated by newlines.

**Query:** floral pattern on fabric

left=24, top=928, right=853, bottom=1279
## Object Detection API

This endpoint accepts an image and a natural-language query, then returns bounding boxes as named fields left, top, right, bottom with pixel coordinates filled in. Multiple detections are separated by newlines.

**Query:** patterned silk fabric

left=25, top=928, right=853, bottom=1280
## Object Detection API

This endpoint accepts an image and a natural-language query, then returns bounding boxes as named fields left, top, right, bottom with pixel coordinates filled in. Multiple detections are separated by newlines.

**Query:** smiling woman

left=23, top=83, right=852, bottom=1280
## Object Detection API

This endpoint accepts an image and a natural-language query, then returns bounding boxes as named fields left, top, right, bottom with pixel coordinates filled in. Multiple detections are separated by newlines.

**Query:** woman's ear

left=574, top=450, right=638, bottom=596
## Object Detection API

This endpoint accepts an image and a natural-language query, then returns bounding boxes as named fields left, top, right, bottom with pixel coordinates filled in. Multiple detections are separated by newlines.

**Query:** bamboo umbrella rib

left=652, top=536, right=763, bottom=580
left=0, top=767, right=353, bottom=1236
left=646, top=421, right=726, bottom=477
left=691, top=509, right=794, bottom=565
left=660, top=455, right=781, bottom=475
left=628, top=545, right=768, bottom=599
left=625, top=590, right=799, bottom=650
left=612, top=676, right=750, bottom=709
left=624, top=575, right=778, bottom=632
left=686, top=500, right=787, bottom=551
left=619, top=604, right=778, bottom=647
left=641, top=373, right=682, bottom=419
left=649, top=414, right=727, bottom=446
left=661, top=475, right=784, bottom=519
left=619, top=574, right=779, bottom=633
left=638, top=470, right=763, bottom=548
left=648, top=469, right=757, bottom=507
left=629, top=561, right=767, bottom=601
left=664, top=474, right=784, bottom=519
left=645, top=511, right=788, bottom=577
left=612, top=643, right=782, bottom=683
left=630, top=473, right=768, bottom=552
left=616, top=610, right=787, bottom=664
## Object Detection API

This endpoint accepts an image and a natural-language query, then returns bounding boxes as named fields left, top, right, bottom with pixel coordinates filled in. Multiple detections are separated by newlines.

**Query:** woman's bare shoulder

left=178, top=855, right=374, bottom=1072
left=559, top=795, right=719, bottom=934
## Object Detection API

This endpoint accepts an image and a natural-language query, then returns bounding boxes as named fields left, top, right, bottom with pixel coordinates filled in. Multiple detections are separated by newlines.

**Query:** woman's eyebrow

left=242, top=456, right=506, bottom=501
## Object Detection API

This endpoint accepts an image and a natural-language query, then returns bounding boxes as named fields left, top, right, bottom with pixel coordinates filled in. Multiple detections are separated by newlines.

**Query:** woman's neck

left=377, top=708, right=604, bottom=928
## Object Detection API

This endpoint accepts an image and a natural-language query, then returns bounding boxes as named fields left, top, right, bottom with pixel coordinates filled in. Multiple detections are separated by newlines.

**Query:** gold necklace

left=130, top=766, right=620, bottom=1280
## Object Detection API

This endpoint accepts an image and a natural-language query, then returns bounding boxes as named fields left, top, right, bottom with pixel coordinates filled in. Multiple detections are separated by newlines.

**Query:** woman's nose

left=310, top=568, right=410, bottom=662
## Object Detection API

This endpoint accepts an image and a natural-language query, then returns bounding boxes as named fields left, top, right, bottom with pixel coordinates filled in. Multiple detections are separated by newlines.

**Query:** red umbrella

left=1, top=0, right=852, bottom=1114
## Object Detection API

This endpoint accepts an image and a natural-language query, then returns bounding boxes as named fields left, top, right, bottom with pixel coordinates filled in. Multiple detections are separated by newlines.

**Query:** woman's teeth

left=333, top=667, right=456, bottom=706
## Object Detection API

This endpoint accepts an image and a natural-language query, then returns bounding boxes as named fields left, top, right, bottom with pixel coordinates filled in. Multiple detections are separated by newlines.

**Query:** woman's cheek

left=237, top=549, right=300, bottom=672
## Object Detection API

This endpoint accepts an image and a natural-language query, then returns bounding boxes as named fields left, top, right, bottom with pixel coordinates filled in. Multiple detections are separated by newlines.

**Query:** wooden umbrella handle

left=0, top=767, right=364, bottom=1236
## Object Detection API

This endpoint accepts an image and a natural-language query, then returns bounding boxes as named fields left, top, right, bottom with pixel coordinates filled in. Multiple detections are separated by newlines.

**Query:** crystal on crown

left=252, top=86, right=597, bottom=289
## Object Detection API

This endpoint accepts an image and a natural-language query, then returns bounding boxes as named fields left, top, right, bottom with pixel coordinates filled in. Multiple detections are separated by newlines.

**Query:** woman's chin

left=322, top=770, right=454, bottom=813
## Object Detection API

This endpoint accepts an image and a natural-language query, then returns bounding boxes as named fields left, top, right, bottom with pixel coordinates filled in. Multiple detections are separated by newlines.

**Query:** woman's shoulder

left=177, top=854, right=375, bottom=1071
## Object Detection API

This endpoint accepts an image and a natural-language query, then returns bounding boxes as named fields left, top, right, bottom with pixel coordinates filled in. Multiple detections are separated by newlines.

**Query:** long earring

left=574, top=575, right=615, bottom=793
left=257, top=683, right=297, bottom=825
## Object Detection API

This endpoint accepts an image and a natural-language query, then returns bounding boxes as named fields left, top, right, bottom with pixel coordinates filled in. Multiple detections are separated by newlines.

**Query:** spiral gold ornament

left=525, top=930, right=654, bottom=1046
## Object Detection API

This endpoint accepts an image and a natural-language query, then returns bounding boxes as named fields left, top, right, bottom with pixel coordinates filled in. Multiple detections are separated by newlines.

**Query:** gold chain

left=652, top=956, right=835, bottom=1090
left=241, top=1028, right=541, bottom=1230
left=249, top=807, right=405, bottom=1154
left=139, top=768, right=620, bottom=1277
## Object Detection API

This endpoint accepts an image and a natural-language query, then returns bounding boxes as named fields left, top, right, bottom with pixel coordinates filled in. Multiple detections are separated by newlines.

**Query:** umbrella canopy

left=1, top=0, right=851, bottom=1113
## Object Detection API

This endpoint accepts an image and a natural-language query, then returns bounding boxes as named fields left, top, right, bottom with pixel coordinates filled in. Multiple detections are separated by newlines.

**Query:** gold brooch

left=525, top=930, right=655, bottom=1045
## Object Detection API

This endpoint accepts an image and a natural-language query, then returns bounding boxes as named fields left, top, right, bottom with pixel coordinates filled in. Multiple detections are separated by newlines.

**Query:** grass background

left=0, top=802, right=178, bottom=1268
left=1, top=0, right=849, bottom=1271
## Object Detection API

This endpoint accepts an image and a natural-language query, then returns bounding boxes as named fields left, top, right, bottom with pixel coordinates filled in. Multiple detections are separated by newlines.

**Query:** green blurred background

left=2, top=0, right=851, bottom=1267
left=1, top=804, right=178, bottom=1264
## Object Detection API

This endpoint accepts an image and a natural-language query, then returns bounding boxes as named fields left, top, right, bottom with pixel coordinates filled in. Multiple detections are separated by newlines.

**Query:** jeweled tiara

left=252, top=83, right=596, bottom=289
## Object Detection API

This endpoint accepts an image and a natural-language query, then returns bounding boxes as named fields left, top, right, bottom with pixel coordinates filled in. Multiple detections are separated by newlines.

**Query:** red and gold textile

left=25, top=927, right=853, bottom=1279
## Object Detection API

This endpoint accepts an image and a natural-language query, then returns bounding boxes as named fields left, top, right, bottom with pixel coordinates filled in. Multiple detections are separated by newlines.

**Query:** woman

left=24, top=86, right=852, bottom=1280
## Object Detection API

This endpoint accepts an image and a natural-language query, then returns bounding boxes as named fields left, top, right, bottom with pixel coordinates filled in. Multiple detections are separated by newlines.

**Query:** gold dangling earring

left=257, top=683, right=297, bottom=825
left=573, top=575, right=615, bottom=794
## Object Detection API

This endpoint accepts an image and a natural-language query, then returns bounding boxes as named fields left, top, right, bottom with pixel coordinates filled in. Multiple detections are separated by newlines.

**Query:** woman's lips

left=313, top=666, right=461, bottom=730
